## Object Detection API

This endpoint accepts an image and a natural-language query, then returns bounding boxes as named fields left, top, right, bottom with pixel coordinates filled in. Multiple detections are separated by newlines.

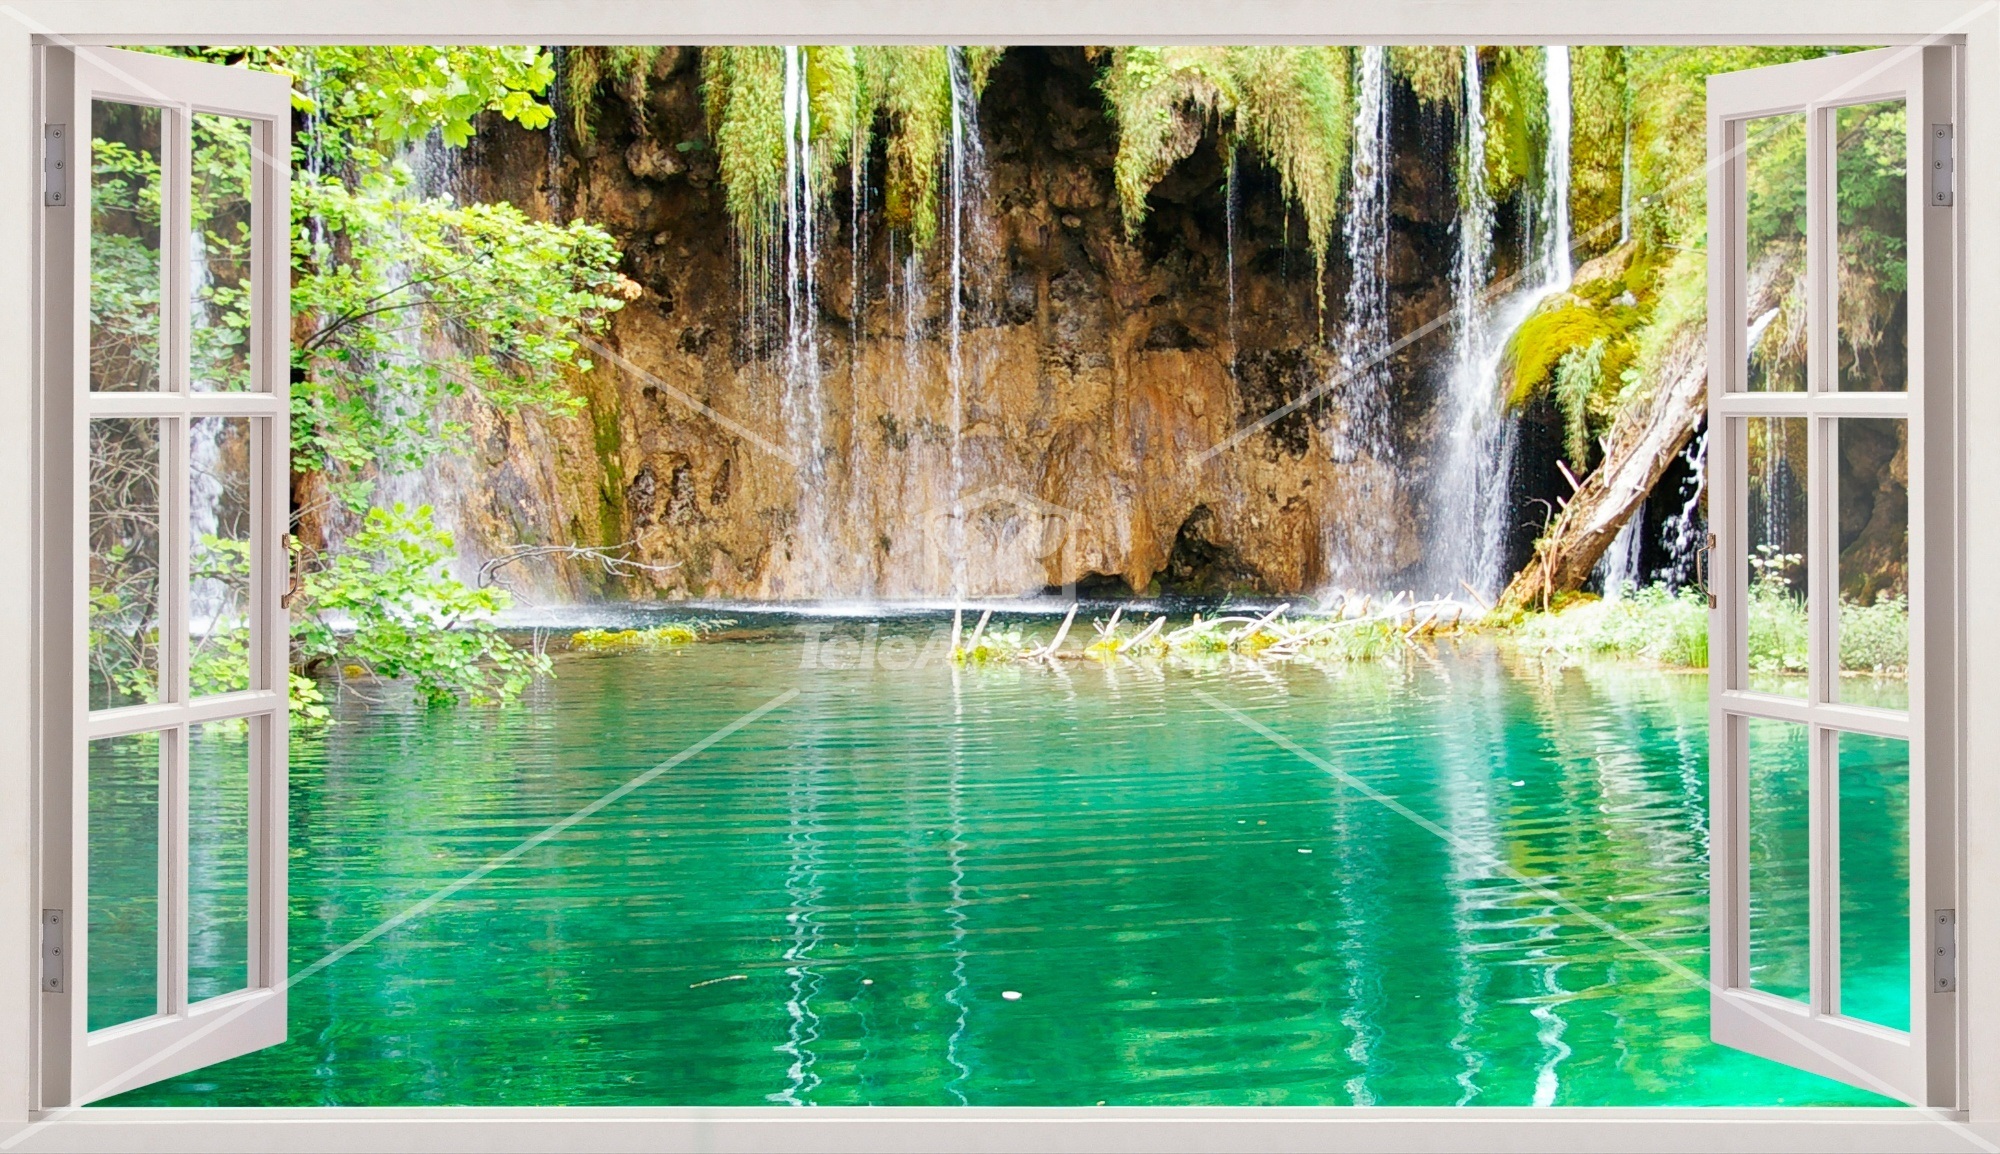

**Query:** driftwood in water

left=1499, top=322, right=1707, bottom=611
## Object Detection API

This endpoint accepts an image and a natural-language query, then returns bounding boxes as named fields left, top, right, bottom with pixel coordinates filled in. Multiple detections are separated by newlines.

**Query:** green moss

left=1500, top=302, right=1614, bottom=409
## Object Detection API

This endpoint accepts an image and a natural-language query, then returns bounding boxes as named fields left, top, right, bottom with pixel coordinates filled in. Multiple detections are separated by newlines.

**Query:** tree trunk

left=1498, top=321, right=1706, bottom=612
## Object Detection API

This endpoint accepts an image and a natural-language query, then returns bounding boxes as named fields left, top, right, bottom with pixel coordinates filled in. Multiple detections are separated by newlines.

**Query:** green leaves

left=294, top=504, right=548, bottom=709
left=291, top=166, right=630, bottom=492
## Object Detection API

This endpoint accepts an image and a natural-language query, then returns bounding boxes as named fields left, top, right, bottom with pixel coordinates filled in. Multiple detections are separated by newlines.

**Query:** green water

left=107, top=616, right=1897, bottom=1107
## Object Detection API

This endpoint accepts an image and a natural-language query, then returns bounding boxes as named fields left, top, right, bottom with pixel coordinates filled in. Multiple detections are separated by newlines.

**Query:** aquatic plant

left=569, top=618, right=734, bottom=653
left=943, top=597, right=1473, bottom=670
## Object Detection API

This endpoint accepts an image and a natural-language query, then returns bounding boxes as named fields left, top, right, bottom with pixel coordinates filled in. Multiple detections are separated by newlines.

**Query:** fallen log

left=1498, top=319, right=1707, bottom=612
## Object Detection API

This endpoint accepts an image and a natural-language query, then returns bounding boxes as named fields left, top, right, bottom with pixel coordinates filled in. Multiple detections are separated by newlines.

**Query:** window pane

left=188, top=721, right=251, bottom=1001
left=90, top=418, right=163, bottom=710
left=1836, top=101, right=1908, bottom=393
left=1744, top=113, right=1807, bottom=393
left=191, top=114, right=255, bottom=393
left=88, top=731, right=161, bottom=1031
left=1746, top=417, right=1808, bottom=695
left=1837, top=733, right=1910, bottom=1031
left=90, top=100, right=164, bottom=393
left=1746, top=718, right=1811, bottom=1003
left=192, top=417, right=254, bottom=696
left=1836, top=419, right=1909, bottom=708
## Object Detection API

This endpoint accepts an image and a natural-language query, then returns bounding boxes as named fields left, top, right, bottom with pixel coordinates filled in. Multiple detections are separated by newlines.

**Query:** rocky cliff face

left=446, top=47, right=1468, bottom=602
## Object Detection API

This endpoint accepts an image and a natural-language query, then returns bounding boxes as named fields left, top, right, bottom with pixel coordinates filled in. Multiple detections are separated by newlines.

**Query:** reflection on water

left=109, top=621, right=1893, bottom=1107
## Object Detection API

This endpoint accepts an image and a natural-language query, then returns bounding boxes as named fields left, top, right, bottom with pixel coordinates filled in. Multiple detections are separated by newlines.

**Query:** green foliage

left=294, top=504, right=547, bottom=707
left=167, top=46, right=556, bottom=159
left=292, top=168, right=631, bottom=506
left=1388, top=46, right=1463, bottom=111
left=1097, top=47, right=1353, bottom=310
left=1552, top=338, right=1609, bottom=465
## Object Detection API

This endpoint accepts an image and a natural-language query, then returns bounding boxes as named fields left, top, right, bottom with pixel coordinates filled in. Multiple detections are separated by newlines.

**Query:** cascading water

left=777, top=45, right=832, bottom=595
left=1424, top=46, right=1573, bottom=600
left=941, top=47, right=995, bottom=602
left=1598, top=516, right=1643, bottom=599
left=1321, top=45, right=1398, bottom=588
left=1659, top=426, right=1709, bottom=589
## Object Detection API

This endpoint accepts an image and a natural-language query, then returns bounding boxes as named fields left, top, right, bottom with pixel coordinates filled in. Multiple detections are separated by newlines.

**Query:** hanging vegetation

left=689, top=46, right=1002, bottom=259
left=1096, top=46, right=1354, bottom=314
left=1477, top=47, right=1549, bottom=206
left=1387, top=46, right=1464, bottom=112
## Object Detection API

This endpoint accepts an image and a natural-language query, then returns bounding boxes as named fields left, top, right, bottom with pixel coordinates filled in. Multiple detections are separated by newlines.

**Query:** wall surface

left=0, top=3, right=1995, bottom=1151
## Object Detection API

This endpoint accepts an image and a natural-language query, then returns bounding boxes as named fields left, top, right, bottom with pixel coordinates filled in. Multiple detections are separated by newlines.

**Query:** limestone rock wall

left=445, top=47, right=1467, bottom=603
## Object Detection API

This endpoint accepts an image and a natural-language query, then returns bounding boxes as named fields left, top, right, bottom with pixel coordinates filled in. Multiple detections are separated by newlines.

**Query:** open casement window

left=1706, top=46, right=1960, bottom=1107
left=36, top=46, right=291, bottom=1107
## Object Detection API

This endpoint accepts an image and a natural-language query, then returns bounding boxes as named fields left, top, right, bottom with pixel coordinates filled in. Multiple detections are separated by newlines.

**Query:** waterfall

left=1424, top=46, right=1573, bottom=601
left=777, top=45, right=832, bottom=596
left=1598, top=515, right=1643, bottom=600
left=1542, top=47, right=1573, bottom=289
left=1619, top=117, right=1633, bottom=246
left=943, top=47, right=989, bottom=603
left=1321, top=46, right=1397, bottom=588
left=1659, top=425, right=1709, bottom=590
left=1336, top=46, right=1393, bottom=460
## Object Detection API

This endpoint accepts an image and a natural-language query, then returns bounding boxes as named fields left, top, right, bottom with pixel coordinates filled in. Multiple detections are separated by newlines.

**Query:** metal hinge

left=41, top=909, right=64, bottom=992
left=1932, top=124, right=1954, bottom=207
left=1935, top=909, right=1957, bottom=993
left=43, top=124, right=67, bottom=208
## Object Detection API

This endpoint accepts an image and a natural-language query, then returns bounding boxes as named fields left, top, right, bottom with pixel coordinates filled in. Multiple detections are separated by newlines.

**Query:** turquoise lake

left=104, top=613, right=1895, bottom=1107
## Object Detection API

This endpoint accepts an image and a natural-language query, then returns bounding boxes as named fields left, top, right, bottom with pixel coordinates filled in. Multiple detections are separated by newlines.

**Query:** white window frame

left=0, top=3, right=1992, bottom=1151
left=1705, top=46, right=1959, bottom=1107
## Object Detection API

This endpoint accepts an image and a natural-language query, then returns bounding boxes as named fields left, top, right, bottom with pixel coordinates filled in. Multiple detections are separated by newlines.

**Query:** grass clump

left=1506, top=570, right=1908, bottom=677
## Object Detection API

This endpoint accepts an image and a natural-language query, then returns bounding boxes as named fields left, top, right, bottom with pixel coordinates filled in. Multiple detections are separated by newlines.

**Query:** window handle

left=1697, top=532, right=1717, bottom=609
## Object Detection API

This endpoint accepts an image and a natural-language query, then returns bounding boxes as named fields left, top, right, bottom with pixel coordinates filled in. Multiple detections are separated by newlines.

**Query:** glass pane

left=1836, top=419, right=1909, bottom=708
left=1836, top=101, right=1908, bottom=393
left=188, top=721, right=251, bottom=1001
left=88, top=731, right=162, bottom=1031
left=1744, top=113, right=1808, bottom=393
left=1746, top=718, right=1811, bottom=1002
left=192, top=417, right=254, bottom=696
left=90, top=418, right=163, bottom=710
left=1837, top=733, right=1910, bottom=1031
left=90, top=100, right=164, bottom=393
left=191, top=114, right=255, bottom=393
left=1746, top=417, right=1809, bottom=694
